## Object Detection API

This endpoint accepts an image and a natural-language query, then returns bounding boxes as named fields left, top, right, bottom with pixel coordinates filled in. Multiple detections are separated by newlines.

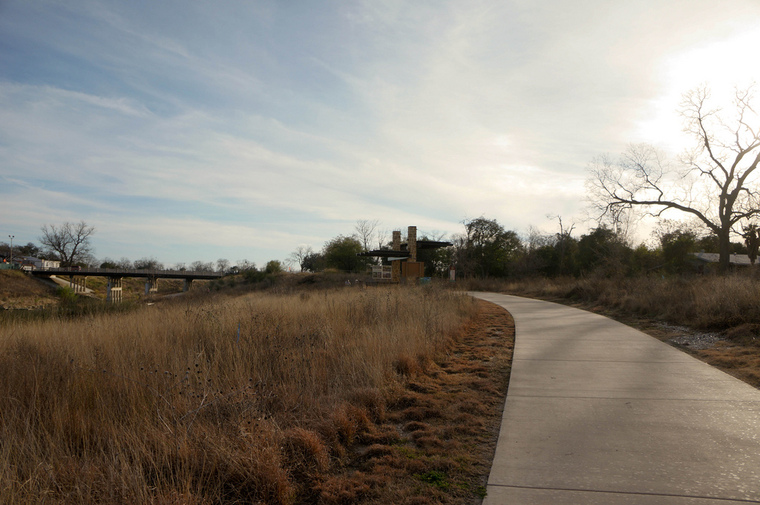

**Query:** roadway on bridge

left=471, top=292, right=760, bottom=505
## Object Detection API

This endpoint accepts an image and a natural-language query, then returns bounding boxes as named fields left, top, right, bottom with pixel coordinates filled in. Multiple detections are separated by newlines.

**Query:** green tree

left=456, top=217, right=523, bottom=278
left=660, top=230, right=698, bottom=274
left=744, top=224, right=760, bottom=265
left=529, top=238, right=579, bottom=277
left=417, top=235, right=453, bottom=277
left=301, top=252, right=324, bottom=273
left=17, top=242, right=40, bottom=257
left=629, top=244, right=660, bottom=275
left=134, top=257, right=164, bottom=270
left=577, top=227, right=631, bottom=277
left=323, top=235, right=368, bottom=273
left=99, top=259, right=119, bottom=269
left=264, top=260, right=283, bottom=274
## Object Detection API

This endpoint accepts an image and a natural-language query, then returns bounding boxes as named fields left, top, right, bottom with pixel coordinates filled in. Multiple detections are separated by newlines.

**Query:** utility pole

left=8, top=235, right=14, bottom=267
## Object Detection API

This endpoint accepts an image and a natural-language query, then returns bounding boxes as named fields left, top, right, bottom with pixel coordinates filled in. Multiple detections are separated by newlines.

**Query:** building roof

left=692, top=252, right=755, bottom=266
left=357, top=240, right=453, bottom=258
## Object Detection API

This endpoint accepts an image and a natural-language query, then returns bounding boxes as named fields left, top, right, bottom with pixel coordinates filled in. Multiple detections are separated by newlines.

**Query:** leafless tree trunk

left=39, top=220, right=95, bottom=267
left=354, top=219, right=379, bottom=252
left=216, top=258, right=230, bottom=273
left=289, top=245, right=314, bottom=272
left=588, top=85, right=760, bottom=272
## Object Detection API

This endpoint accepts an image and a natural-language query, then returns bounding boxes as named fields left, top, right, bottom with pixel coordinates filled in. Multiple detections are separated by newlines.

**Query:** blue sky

left=2, top=0, right=759, bottom=268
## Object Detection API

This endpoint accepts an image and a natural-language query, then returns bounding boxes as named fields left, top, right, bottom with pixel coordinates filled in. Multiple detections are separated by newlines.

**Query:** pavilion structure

left=358, top=226, right=452, bottom=283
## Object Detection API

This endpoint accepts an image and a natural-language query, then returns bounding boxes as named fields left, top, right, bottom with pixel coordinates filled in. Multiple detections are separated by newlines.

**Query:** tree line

left=290, top=212, right=760, bottom=280
left=7, top=86, right=756, bottom=278
left=0, top=221, right=263, bottom=275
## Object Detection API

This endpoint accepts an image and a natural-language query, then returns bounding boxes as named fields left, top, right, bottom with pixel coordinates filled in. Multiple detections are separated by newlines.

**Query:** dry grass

left=312, top=300, right=514, bottom=504
left=0, top=270, right=58, bottom=309
left=0, top=285, right=492, bottom=504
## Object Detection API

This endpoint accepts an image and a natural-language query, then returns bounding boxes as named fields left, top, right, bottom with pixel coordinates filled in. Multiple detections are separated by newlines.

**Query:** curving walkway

left=471, top=292, right=760, bottom=505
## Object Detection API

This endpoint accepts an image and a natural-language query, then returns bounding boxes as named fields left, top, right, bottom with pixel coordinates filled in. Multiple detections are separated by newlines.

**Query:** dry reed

left=0, top=285, right=475, bottom=504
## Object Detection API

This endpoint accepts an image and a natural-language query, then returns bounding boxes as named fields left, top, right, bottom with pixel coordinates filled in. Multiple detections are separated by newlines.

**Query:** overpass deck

left=31, top=267, right=224, bottom=302
left=31, top=267, right=223, bottom=280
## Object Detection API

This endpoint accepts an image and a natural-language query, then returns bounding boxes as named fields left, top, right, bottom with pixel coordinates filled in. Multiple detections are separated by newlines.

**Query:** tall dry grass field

left=0, top=286, right=475, bottom=504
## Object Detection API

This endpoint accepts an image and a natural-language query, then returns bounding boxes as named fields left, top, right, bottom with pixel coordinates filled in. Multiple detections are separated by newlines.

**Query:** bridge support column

left=107, top=277, right=123, bottom=304
left=183, top=278, right=193, bottom=292
left=145, top=276, right=158, bottom=296
left=69, top=276, right=86, bottom=293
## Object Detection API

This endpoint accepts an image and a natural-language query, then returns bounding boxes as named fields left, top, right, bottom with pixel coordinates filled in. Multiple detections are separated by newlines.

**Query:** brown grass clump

left=0, top=285, right=506, bottom=504
left=0, top=289, right=486, bottom=504
left=315, top=299, right=514, bottom=504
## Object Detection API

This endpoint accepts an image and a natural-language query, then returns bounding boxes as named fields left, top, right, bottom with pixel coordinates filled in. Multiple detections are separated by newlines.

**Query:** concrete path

left=471, top=292, right=760, bottom=505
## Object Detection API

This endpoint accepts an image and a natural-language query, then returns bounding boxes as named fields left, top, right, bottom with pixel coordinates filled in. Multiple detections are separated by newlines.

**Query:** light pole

left=8, top=235, right=14, bottom=267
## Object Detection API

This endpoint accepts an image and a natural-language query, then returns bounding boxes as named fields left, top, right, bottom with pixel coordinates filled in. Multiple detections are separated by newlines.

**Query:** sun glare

left=635, top=25, right=760, bottom=154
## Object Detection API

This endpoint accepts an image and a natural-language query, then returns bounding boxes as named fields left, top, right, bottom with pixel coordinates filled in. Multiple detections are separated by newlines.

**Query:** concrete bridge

left=31, top=267, right=224, bottom=303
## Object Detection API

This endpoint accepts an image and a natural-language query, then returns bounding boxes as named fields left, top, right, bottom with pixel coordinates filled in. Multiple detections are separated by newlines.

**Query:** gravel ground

left=657, top=323, right=723, bottom=350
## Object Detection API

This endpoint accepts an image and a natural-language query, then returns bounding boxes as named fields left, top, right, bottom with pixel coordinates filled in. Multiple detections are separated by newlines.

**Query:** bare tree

left=190, top=260, right=214, bottom=272
left=549, top=215, right=576, bottom=275
left=376, top=228, right=391, bottom=250
left=588, top=85, right=760, bottom=272
left=235, top=259, right=256, bottom=272
left=289, top=245, right=313, bottom=272
left=39, top=221, right=95, bottom=267
left=216, top=258, right=230, bottom=273
left=117, top=257, right=133, bottom=269
left=354, top=219, right=379, bottom=252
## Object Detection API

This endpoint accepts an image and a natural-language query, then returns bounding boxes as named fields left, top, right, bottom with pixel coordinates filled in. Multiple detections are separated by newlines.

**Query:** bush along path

left=309, top=300, right=515, bottom=505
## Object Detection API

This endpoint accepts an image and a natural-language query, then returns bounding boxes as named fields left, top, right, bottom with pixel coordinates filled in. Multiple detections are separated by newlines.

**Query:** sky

left=2, top=0, right=759, bottom=268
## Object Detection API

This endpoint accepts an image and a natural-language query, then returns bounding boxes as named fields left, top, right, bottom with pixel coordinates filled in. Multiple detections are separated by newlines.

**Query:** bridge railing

left=37, top=267, right=224, bottom=277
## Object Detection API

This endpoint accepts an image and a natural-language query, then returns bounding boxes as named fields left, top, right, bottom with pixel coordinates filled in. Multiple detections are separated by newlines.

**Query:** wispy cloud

left=2, top=0, right=759, bottom=263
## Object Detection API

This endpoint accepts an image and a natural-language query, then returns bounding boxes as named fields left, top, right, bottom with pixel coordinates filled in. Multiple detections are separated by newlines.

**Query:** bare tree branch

left=39, top=220, right=95, bottom=267
left=354, top=219, right=379, bottom=253
left=588, top=85, right=760, bottom=272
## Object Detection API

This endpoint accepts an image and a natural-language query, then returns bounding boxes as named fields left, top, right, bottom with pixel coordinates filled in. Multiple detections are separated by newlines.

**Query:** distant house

left=691, top=252, right=755, bottom=272
left=39, top=259, right=61, bottom=269
left=20, top=257, right=61, bottom=270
